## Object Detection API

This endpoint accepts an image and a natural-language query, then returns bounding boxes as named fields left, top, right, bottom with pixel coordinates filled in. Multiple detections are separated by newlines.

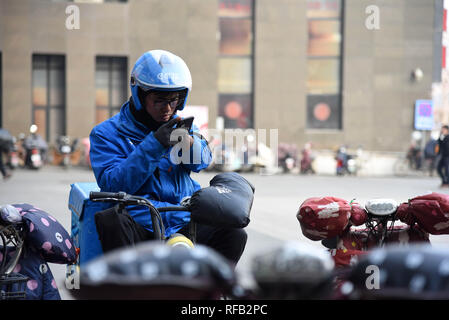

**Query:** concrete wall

left=0, top=0, right=218, bottom=141
left=254, top=0, right=307, bottom=145
left=0, top=0, right=436, bottom=154
left=254, top=0, right=434, bottom=153
left=341, top=0, right=434, bottom=152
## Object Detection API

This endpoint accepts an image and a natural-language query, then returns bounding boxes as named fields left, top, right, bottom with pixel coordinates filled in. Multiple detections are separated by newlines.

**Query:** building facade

left=0, top=0, right=436, bottom=153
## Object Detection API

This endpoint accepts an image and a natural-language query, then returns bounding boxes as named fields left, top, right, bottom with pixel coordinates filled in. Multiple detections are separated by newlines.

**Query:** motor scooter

left=56, top=136, right=79, bottom=168
left=23, top=125, right=47, bottom=170
left=278, top=143, right=298, bottom=174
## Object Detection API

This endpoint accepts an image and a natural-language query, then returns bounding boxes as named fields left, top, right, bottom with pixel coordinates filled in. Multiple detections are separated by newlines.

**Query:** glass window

left=32, top=69, right=47, bottom=107
left=218, top=94, right=253, bottom=129
left=49, top=108, right=64, bottom=143
left=96, top=57, right=109, bottom=71
left=95, top=56, right=127, bottom=124
left=49, top=55, right=64, bottom=69
left=49, top=67, right=65, bottom=107
left=32, top=55, right=47, bottom=69
left=111, top=61, right=127, bottom=107
left=218, top=0, right=254, bottom=129
left=307, top=0, right=341, bottom=18
left=306, top=0, right=343, bottom=130
left=307, top=59, right=340, bottom=94
left=308, top=20, right=341, bottom=57
left=95, top=69, right=109, bottom=107
left=219, top=18, right=252, bottom=55
left=307, top=95, right=341, bottom=129
left=218, top=58, right=252, bottom=94
left=219, top=0, right=253, bottom=18
left=33, top=108, right=47, bottom=138
left=32, top=54, right=66, bottom=143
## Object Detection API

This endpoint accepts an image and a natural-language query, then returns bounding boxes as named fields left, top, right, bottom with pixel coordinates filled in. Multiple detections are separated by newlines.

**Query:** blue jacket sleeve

left=90, top=127, right=167, bottom=194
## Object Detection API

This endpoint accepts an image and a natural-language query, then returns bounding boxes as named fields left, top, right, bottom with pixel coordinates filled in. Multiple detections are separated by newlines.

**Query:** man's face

left=144, top=91, right=181, bottom=122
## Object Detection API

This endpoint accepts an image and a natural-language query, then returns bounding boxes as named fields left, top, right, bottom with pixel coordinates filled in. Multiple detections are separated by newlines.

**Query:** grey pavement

left=1, top=166, right=449, bottom=300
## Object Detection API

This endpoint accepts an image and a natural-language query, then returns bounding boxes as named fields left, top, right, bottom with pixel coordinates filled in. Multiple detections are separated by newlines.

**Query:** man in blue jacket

left=90, top=50, right=247, bottom=265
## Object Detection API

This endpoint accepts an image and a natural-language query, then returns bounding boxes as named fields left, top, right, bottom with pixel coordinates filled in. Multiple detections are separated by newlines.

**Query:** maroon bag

left=396, top=192, right=449, bottom=235
left=297, top=197, right=352, bottom=241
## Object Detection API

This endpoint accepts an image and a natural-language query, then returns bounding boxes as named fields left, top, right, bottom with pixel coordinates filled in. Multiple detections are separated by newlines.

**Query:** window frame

left=31, top=54, right=66, bottom=143
left=306, top=0, right=344, bottom=130
left=95, top=56, right=128, bottom=125
left=218, top=0, right=255, bottom=129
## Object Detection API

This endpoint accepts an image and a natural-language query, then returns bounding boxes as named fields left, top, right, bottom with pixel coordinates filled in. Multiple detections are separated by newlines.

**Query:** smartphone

left=176, top=116, right=194, bottom=132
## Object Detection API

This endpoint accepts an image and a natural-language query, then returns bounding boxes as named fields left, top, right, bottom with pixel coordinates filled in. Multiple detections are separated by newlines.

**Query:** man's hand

left=153, top=117, right=181, bottom=148
left=180, top=196, right=191, bottom=208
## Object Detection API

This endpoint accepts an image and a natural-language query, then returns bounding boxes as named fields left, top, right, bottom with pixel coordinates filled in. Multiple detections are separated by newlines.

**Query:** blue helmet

left=130, top=50, right=192, bottom=111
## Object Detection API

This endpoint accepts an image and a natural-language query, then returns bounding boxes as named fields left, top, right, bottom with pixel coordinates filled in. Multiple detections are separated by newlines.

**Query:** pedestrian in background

left=0, top=128, right=13, bottom=180
left=437, top=125, right=449, bottom=187
left=424, top=131, right=439, bottom=177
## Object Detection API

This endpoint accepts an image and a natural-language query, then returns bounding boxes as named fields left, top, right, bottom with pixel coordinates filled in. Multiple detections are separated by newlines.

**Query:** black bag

left=189, top=172, right=255, bottom=228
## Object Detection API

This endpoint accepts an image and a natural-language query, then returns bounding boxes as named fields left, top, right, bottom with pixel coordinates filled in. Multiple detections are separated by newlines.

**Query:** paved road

left=1, top=166, right=449, bottom=299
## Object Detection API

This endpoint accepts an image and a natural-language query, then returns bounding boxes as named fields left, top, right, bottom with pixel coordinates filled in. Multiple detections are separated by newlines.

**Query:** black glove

left=153, top=118, right=179, bottom=148
left=153, top=118, right=191, bottom=148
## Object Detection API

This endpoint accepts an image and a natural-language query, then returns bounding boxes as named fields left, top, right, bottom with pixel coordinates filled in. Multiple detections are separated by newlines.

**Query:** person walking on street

left=424, top=132, right=439, bottom=177
left=0, top=150, right=12, bottom=180
left=0, top=128, right=13, bottom=180
left=437, top=125, right=449, bottom=187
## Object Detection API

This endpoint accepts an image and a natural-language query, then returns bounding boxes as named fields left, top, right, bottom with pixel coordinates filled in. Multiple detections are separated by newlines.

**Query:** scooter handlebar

left=89, top=191, right=127, bottom=201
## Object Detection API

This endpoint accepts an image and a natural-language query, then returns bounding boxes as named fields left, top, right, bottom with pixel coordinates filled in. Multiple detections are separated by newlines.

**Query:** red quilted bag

left=297, top=197, right=352, bottom=241
left=396, top=192, right=449, bottom=235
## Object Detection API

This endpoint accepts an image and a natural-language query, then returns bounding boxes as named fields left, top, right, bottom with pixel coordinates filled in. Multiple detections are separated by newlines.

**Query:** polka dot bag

left=12, top=203, right=77, bottom=264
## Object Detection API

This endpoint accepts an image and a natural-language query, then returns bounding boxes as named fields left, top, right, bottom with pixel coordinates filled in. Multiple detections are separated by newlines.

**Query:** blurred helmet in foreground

left=71, top=241, right=240, bottom=300
left=251, top=241, right=335, bottom=299
left=338, top=244, right=449, bottom=300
